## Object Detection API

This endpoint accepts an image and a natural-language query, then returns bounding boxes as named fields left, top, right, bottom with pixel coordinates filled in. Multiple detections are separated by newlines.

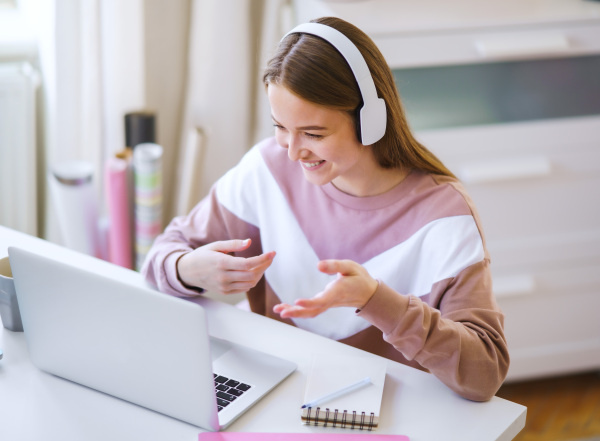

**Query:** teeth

left=303, top=161, right=323, bottom=168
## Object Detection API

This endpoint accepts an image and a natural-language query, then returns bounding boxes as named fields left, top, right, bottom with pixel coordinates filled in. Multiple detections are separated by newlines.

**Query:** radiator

left=0, top=62, right=39, bottom=236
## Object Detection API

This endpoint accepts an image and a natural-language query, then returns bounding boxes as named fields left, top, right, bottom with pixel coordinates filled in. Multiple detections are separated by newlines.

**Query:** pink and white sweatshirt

left=142, top=137, right=509, bottom=402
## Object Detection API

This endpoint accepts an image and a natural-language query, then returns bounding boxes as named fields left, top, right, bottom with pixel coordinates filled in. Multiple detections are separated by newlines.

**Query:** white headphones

left=282, top=22, right=387, bottom=146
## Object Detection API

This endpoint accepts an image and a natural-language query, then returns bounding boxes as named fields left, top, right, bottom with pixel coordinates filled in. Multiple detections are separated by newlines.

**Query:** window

left=393, top=55, right=600, bottom=131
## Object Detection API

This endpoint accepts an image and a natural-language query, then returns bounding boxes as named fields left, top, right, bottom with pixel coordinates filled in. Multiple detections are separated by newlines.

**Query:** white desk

left=0, top=225, right=526, bottom=441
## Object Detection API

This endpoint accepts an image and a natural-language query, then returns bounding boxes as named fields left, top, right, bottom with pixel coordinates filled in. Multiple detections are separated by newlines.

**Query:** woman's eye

left=305, top=133, right=323, bottom=140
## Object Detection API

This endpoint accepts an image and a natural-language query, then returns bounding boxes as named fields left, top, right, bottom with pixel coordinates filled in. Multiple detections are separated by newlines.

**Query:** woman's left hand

left=273, top=259, right=378, bottom=319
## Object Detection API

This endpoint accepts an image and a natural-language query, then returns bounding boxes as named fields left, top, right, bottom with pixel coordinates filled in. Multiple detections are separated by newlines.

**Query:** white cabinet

left=294, top=0, right=600, bottom=381
left=418, top=116, right=600, bottom=381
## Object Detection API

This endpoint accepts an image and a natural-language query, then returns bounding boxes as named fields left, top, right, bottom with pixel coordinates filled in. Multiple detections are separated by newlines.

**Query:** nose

left=285, top=133, right=304, bottom=162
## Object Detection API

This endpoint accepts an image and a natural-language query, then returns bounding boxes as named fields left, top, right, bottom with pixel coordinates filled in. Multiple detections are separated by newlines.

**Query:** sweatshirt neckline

left=320, top=170, right=418, bottom=210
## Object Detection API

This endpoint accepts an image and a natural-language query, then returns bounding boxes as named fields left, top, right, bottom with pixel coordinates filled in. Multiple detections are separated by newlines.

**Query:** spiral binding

left=304, top=406, right=376, bottom=430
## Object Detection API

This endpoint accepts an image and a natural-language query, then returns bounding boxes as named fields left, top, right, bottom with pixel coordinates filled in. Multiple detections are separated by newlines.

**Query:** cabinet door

left=417, top=116, right=600, bottom=271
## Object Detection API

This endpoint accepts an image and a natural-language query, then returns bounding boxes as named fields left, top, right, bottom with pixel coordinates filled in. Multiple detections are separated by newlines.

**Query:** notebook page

left=301, top=352, right=387, bottom=429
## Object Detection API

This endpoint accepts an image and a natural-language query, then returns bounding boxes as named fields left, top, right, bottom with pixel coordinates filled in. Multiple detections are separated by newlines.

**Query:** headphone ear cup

left=355, top=106, right=363, bottom=144
left=358, top=98, right=387, bottom=145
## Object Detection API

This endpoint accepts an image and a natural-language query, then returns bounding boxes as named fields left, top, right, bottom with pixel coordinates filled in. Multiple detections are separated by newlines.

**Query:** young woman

left=142, top=16, right=509, bottom=402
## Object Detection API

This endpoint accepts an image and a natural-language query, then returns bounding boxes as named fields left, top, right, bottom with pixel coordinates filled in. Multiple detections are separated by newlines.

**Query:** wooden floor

left=496, top=371, right=600, bottom=441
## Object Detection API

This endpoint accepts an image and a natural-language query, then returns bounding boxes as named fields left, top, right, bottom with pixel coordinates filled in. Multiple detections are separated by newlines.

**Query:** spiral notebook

left=301, top=352, right=387, bottom=430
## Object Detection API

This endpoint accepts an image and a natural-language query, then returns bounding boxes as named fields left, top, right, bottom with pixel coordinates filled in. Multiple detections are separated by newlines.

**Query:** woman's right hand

left=176, top=239, right=275, bottom=295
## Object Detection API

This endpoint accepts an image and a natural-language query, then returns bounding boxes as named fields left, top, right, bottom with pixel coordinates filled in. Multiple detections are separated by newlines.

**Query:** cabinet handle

left=475, top=33, right=570, bottom=59
left=493, top=275, right=536, bottom=299
left=457, top=156, right=552, bottom=184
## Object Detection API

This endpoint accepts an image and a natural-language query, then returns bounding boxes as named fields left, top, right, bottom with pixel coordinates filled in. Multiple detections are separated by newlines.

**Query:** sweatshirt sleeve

left=140, top=185, right=262, bottom=298
left=357, top=258, right=509, bottom=402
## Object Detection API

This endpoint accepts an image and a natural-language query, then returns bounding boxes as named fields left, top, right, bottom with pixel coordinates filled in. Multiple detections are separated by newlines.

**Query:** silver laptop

left=8, top=246, right=296, bottom=431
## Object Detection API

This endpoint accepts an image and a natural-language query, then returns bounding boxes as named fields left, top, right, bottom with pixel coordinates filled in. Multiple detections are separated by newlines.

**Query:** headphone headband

left=282, top=22, right=387, bottom=145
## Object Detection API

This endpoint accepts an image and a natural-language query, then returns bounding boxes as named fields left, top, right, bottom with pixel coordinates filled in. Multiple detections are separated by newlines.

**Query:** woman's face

left=268, top=84, right=379, bottom=197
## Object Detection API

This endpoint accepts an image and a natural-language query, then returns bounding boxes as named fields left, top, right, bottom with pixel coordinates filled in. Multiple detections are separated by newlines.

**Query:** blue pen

left=301, top=376, right=372, bottom=409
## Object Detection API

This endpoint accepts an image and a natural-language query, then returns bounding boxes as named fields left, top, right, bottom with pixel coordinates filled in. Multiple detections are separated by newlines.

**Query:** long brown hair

left=263, top=16, right=455, bottom=179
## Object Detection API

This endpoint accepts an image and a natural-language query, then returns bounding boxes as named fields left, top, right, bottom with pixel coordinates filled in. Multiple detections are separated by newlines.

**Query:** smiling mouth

left=302, top=160, right=325, bottom=169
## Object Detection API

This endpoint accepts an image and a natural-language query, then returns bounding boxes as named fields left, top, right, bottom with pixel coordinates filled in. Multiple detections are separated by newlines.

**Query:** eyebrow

left=271, top=116, right=327, bottom=131
left=298, top=125, right=327, bottom=131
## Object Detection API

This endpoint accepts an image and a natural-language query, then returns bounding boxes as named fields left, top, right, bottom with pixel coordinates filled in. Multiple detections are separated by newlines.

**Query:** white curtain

left=253, top=0, right=295, bottom=145
left=32, top=0, right=292, bottom=248
left=173, top=0, right=293, bottom=216
left=40, top=0, right=145, bottom=244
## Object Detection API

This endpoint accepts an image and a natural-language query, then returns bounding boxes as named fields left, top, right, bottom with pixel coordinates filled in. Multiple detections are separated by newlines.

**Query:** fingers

left=272, top=259, right=378, bottom=319
left=220, top=257, right=273, bottom=284
left=272, top=303, right=287, bottom=314
left=273, top=293, right=331, bottom=319
left=273, top=302, right=327, bottom=319
left=318, top=259, right=356, bottom=276
left=178, top=240, right=276, bottom=295
left=214, top=252, right=275, bottom=293
left=208, top=238, right=253, bottom=254
left=208, top=237, right=275, bottom=272
left=228, top=250, right=276, bottom=272
left=317, top=259, right=338, bottom=275
left=219, top=281, right=260, bottom=295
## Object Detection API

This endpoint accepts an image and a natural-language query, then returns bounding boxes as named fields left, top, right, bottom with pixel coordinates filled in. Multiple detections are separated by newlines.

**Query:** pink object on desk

left=198, top=434, right=409, bottom=441
left=105, top=156, right=133, bottom=269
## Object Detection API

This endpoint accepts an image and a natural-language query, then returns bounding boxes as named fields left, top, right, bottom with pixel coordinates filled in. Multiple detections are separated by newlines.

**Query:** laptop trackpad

left=209, top=336, right=233, bottom=361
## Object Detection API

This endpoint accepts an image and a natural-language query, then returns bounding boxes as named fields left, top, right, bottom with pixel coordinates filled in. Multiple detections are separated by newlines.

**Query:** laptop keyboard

left=213, top=373, right=252, bottom=412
